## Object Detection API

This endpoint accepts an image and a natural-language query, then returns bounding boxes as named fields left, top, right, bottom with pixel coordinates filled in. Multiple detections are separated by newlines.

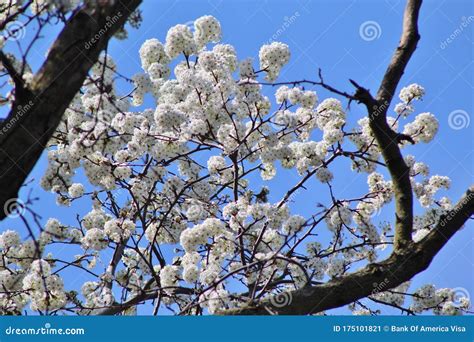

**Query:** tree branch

left=0, top=0, right=142, bottom=220
left=376, top=0, right=422, bottom=104
left=220, top=187, right=473, bottom=315
left=351, top=0, right=422, bottom=251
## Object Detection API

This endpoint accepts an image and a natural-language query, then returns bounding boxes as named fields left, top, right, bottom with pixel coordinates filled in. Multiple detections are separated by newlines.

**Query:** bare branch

left=351, top=0, right=423, bottom=251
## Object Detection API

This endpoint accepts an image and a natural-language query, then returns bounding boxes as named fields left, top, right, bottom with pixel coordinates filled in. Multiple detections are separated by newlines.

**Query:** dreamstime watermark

left=440, top=16, right=474, bottom=49
left=265, top=12, right=301, bottom=45
left=4, top=322, right=85, bottom=336
left=3, top=20, right=26, bottom=42
left=183, top=20, right=195, bottom=31
left=452, top=287, right=470, bottom=308
left=3, top=198, right=26, bottom=219
left=371, top=278, right=390, bottom=296
left=0, top=100, right=34, bottom=136
left=371, top=100, right=390, bottom=118
left=269, top=290, right=293, bottom=308
left=359, top=21, right=382, bottom=41
left=448, top=109, right=470, bottom=130
left=439, top=190, right=474, bottom=227
left=84, top=12, right=123, bottom=50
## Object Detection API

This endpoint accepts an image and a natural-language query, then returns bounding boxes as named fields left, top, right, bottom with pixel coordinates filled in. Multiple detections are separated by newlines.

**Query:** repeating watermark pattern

left=371, top=100, right=390, bottom=118
left=3, top=198, right=25, bottom=219
left=440, top=16, right=474, bottom=50
left=269, top=290, right=293, bottom=308
left=371, top=278, right=390, bottom=296
left=452, top=287, right=470, bottom=308
left=84, top=12, right=123, bottom=50
left=370, top=206, right=383, bottom=219
left=0, top=100, right=34, bottom=136
left=4, top=20, right=26, bottom=42
left=439, top=190, right=474, bottom=227
left=184, top=20, right=195, bottom=31
left=265, top=12, right=301, bottom=45
left=359, top=21, right=382, bottom=41
left=448, top=109, right=470, bottom=130
left=4, top=322, right=85, bottom=336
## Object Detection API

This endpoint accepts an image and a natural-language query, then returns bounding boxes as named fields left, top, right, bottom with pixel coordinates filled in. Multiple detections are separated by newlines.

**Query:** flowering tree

left=0, top=0, right=472, bottom=316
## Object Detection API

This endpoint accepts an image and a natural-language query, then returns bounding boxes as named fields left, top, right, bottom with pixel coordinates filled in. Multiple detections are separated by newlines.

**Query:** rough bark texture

left=0, top=0, right=142, bottom=219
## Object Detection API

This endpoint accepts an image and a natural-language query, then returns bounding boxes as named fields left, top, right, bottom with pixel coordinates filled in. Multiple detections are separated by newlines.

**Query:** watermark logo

left=371, top=278, right=390, bottom=295
left=4, top=322, right=85, bottom=336
left=1, top=100, right=34, bottom=136
left=265, top=12, right=301, bottom=45
left=359, top=21, right=382, bottom=41
left=4, top=21, right=26, bottom=41
left=3, top=198, right=25, bottom=219
left=84, top=12, right=123, bottom=50
left=440, top=16, right=474, bottom=49
left=452, top=287, right=470, bottom=309
left=269, top=290, right=292, bottom=308
left=448, top=109, right=470, bottom=130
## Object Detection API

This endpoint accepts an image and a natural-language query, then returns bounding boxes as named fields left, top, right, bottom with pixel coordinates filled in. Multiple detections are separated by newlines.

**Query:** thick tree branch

left=376, top=0, right=422, bottom=104
left=220, top=187, right=474, bottom=315
left=0, top=0, right=142, bottom=220
left=351, top=0, right=422, bottom=251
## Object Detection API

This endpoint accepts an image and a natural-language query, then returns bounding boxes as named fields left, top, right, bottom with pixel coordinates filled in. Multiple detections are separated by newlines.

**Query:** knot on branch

left=396, top=133, right=415, bottom=145
left=349, top=79, right=376, bottom=108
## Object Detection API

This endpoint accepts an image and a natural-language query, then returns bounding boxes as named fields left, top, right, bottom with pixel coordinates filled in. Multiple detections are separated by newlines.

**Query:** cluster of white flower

left=275, top=86, right=318, bottom=109
left=326, top=257, right=345, bottom=278
left=287, top=140, right=328, bottom=175
left=180, top=218, right=226, bottom=252
left=68, top=183, right=84, bottom=198
left=413, top=174, right=451, bottom=208
left=165, top=24, right=196, bottom=59
left=82, top=228, right=108, bottom=250
left=0, top=230, right=20, bottom=249
left=403, top=112, right=439, bottom=143
left=207, top=155, right=227, bottom=174
left=44, top=218, right=69, bottom=242
left=282, top=215, right=306, bottom=235
left=410, top=285, right=470, bottom=315
left=315, top=167, right=333, bottom=183
left=326, top=203, right=352, bottom=232
left=181, top=251, right=200, bottom=283
left=122, top=248, right=149, bottom=272
left=259, top=42, right=290, bottom=81
left=14, top=13, right=462, bottom=316
left=194, top=15, right=222, bottom=48
left=22, top=259, right=67, bottom=311
left=81, top=281, right=115, bottom=310
left=399, top=83, right=425, bottom=103
left=159, top=265, right=180, bottom=290
left=104, top=219, right=136, bottom=243
left=144, top=216, right=187, bottom=245
left=370, top=282, right=410, bottom=306
left=199, top=286, right=232, bottom=314
left=349, top=117, right=382, bottom=173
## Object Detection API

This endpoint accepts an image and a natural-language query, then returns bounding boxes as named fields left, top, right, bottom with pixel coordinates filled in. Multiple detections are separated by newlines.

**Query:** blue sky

left=1, top=0, right=472, bottom=314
